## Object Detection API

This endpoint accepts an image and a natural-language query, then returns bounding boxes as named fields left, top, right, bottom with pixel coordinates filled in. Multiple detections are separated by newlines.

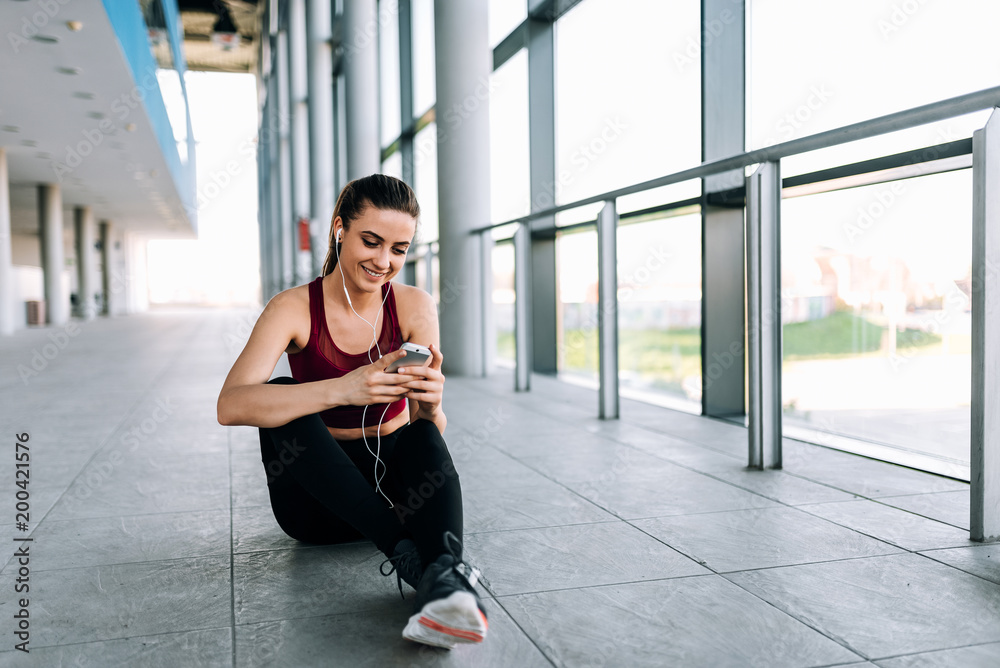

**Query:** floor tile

left=464, top=482, right=616, bottom=533
left=233, top=504, right=315, bottom=554
left=0, top=556, right=231, bottom=645
left=634, top=506, right=901, bottom=572
left=234, top=596, right=549, bottom=667
left=919, top=544, right=1000, bottom=585
left=725, top=553, right=1000, bottom=659
left=501, top=575, right=862, bottom=667
left=516, top=445, right=678, bottom=484
left=0, top=628, right=232, bottom=667
left=799, top=500, right=975, bottom=552
left=562, top=464, right=779, bottom=520
left=879, top=491, right=970, bottom=530
left=873, top=642, right=1000, bottom=667
left=25, top=509, right=231, bottom=571
left=234, top=543, right=405, bottom=624
left=463, top=522, right=709, bottom=596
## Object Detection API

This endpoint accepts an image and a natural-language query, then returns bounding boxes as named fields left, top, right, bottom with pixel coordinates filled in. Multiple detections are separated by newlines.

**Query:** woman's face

left=336, top=206, right=416, bottom=293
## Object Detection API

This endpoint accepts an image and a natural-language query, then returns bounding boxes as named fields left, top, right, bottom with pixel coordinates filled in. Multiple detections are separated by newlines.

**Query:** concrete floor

left=0, top=307, right=998, bottom=667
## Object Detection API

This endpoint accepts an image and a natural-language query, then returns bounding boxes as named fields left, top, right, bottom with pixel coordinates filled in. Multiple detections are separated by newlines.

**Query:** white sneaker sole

left=402, top=590, right=488, bottom=648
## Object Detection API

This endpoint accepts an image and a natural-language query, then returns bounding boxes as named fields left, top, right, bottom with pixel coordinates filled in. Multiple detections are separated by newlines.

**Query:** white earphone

left=335, top=226, right=395, bottom=507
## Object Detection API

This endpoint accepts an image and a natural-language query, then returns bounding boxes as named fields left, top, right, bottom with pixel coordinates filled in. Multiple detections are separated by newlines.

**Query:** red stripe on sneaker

left=418, top=616, right=486, bottom=642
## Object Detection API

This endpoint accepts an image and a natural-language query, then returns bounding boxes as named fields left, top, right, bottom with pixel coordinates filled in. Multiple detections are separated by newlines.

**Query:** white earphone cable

left=335, top=229, right=396, bottom=507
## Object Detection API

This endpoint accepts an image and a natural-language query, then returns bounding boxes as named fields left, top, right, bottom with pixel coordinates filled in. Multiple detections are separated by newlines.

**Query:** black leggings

left=258, top=377, right=463, bottom=565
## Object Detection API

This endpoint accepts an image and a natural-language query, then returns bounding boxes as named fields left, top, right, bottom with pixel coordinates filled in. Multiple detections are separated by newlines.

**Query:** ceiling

left=177, top=0, right=261, bottom=73
left=0, top=0, right=195, bottom=239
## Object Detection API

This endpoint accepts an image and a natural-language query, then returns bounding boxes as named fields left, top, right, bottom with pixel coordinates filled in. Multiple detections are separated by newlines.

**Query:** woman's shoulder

left=263, top=281, right=314, bottom=352
left=391, top=282, right=437, bottom=339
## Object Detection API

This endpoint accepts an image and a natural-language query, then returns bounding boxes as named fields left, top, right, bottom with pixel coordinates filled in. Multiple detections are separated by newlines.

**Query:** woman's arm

left=218, top=289, right=413, bottom=428
left=398, top=286, right=448, bottom=434
left=217, top=290, right=337, bottom=427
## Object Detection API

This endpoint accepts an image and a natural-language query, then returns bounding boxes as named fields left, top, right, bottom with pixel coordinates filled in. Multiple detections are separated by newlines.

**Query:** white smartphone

left=385, top=342, right=432, bottom=373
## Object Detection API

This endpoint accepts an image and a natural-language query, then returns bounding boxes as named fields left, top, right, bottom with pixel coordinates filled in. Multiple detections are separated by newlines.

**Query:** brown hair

left=322, top=174, right=421, bottom=276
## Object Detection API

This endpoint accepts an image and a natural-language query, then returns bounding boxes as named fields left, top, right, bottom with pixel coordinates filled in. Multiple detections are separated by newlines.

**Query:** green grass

left=495, top=309, right=942, bottom=388
left=782, top=310, right=940, bottom=359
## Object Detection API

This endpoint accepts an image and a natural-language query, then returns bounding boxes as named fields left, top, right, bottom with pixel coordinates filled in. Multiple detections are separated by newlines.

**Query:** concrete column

left=289, top=0, right=312, bottom=282
left=527, top=16, right=558, bottom=374
left=343, top=0, right=381, bottom=179
left=0, top=149, right=13, bottom=335
left=277, top=29, right=295, bottom=289
left=307, top=0, right=335, bottom=276
left=38, top=184, right=68, bottom=326
left=74, top=206, right=96, bottom=319
left=99, top=220, right=112, bottom=315
left=701, top=0, right=746, bottom=417
left=434, top=0, right=490, bottom=376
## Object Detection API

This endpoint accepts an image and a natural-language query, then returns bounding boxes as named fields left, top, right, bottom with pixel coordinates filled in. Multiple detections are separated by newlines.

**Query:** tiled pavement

left=0, top=308, right=998, bottom=667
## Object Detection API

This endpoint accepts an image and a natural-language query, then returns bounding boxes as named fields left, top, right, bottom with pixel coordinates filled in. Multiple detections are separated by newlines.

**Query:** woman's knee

left=394, top=421, right=457, bottom=474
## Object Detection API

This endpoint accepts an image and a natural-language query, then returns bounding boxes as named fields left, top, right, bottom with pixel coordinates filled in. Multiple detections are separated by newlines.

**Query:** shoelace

left=380, top=546, right=422, bottom=599
left=442, top=530, right=481, bottom=589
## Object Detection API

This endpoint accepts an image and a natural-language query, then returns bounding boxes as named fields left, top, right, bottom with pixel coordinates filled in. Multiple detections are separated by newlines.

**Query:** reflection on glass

left=382, top=151, right=403, bottom=179
left=555, top=0, right=699, bottom=204
left=780, top=170, right=972, bottom=467
left=557, top=230, right=598, bottom=380
left=616, top=213, right=701, bottom=409
left=490, top=50, right=530, bottom=223
left=493, top=242, right=515, bottom=366
left=411, top=0, right=436, bottom=116
left=379, top=0, right=401, bottom=146
left=413, top=122, right=438, bottom=242
left=489, top=0, right=526, bottom=48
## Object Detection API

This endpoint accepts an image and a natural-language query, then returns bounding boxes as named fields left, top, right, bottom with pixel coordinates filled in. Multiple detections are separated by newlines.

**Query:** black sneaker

left=380, top=538, right=423, bottom=599
left=402, top=531, right=488, bottom=648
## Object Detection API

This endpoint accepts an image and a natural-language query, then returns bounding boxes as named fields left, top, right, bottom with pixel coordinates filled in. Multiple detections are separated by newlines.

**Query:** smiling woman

left=216, top=174, right=490, bottom=650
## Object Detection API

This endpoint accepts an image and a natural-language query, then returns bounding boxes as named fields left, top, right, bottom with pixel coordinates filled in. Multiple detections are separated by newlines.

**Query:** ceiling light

left=20, top=140, right=37, bottom=147
left=212, top=6, right=240, bottom=51
left=37, top=152, right=52, bottom=160
left=31, top=35, right=58, bottom=44
left=66, top=21, right=83, bottom=32
left=125, top=123, right=137, bottom=132
left=72, top=92, right=95, bottom=100
left=56, top=66, right=81, bottom=75
left=87, top=112, right=105, bottom=120
left=2, top=125, right=20, bottom=133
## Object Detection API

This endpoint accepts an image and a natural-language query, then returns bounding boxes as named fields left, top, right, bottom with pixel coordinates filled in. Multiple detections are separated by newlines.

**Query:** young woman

left=217, top=174, right=487, bottom=649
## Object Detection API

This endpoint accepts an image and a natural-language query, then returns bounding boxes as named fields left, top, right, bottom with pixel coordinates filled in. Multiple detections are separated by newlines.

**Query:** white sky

left=147, top=71, right=259, bottom=306
left=146, top=1, right=1000, bottom=307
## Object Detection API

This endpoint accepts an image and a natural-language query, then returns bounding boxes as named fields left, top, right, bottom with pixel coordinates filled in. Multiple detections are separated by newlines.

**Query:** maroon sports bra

left=287, top=276, right=406, bottom=428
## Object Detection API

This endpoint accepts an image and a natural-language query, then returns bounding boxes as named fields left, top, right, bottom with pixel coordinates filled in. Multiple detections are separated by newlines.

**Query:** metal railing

left=469, top=85, right=1000, bottom=542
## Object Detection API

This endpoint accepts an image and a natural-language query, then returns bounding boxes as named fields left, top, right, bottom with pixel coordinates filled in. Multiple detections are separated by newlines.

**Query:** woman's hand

left=396, top=343, right=445, bottom=422
left=334, top=349, right=411, bottom=407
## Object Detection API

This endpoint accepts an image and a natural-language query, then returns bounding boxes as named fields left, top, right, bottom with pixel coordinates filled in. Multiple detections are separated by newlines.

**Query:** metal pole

left=971, top=108, right=1000, bottom=542
left=597, top=200, right=619, bottom=419
left=746, top=161, right=782, bottom=469
left=514, top=223, right=531, bottom=391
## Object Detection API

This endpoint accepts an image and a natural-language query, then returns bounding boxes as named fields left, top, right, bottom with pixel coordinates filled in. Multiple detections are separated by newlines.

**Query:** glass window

left=780, top=170, right=972, bottom=473
left=750, top=0, right=1000, bottom=174
left=413, top=122, right=439, bottom=243
left=379, top=0, right=401, bottom=147
left=381, top=151, right=403, bottom=179
left=617, top=212, right=702, bottom=413
left=492, top=242, right=516, bottom=366
left=556, top=229, right=599, bottom=381
left=554, top=0, right=701, bottom=207
left=489, top=0, right=526, bottom=47
left=489, top=49, right=530, bottom=224
left=411, top=0, right=436, bottom=116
